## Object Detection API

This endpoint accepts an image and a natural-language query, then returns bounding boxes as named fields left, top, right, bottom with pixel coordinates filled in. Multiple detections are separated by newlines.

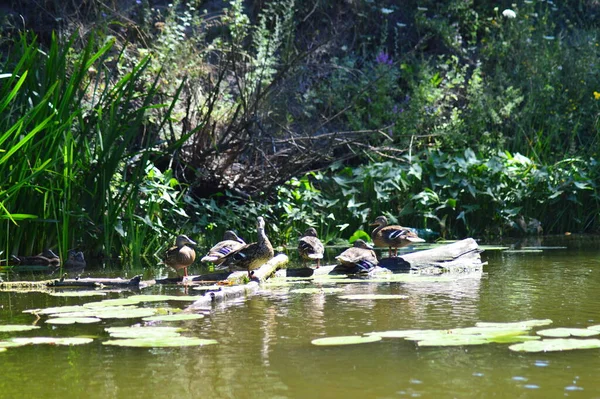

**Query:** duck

left=370, top=215, right=425, bottom=257
left=14, top=249, right=61, bottom=267
left=297, top=227, right=324, bottom=268
left=335, top=239, right=378, bottom=273
left=216, top=216, right=274, bottom=277
left=201, top=230, right=246, bottom=265
left=164, top=234, right=197, bottom=277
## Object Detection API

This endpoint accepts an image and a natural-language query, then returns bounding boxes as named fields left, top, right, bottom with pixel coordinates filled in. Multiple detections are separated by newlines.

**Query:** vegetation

left=0, top=0, right=598, bottom=263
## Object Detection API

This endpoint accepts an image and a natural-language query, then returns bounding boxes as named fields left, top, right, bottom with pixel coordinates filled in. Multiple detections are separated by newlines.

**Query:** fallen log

left=47, top=274, right=144, bottom=288
left=276, top=238, right=484, bottom=277
left=184, top=254, right=288, bottom=312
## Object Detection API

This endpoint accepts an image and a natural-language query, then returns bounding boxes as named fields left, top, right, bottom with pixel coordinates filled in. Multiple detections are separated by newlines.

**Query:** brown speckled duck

left=335, top=239, right=378, bottom=272
left=201, top=230, right=246, bottom=265
left=217, top=216, right=274, bottom=276
left=370, top=215, right=425, bottom=257
left=164, top=234, right=197, bottom=277
left=297, top=227, right=325, bottom=268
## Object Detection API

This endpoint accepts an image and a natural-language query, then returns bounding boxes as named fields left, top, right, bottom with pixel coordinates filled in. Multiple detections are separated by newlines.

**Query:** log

left=47, top=274, right=144, bottom=288
left=275, top=238, right=484, bottom=278
left=184, top=254, right=288, bottom=312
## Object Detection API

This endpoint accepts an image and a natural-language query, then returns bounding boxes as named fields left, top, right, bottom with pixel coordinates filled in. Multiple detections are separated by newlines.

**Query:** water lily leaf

left=46, top=317, right=101, bottom=325
left=417, top=335, right=490, bottom=347
left=366, top=329, right=441, bottom=339
left=57, top=306, right=158, bottom=319
left=126, top=295, right=200, bottom=303
left=48, top=291, right=107, bottom=297
left=103, top=337, right=217, bottom=347
left=290, top=288, right=345, bottom=294
left=476, top=319, right=553, bottom=329
left=24, top=305, right=86, bottom=315
left=509, top=339, right=600, bottom=353
left=105, top=326, right=183, bottom=339
left=311, top=335, right=382, bottom=346
left=488, top=335, right=541, bottom=344
left=142, top=314, right=204, bottom=322
left=0, top=348, right=6, bottom=352
left=339, top=294, right=408, bottom=300
left=536, top=328, right=600, bottom=338
left=0, top=325, right=41, bottom=332
left=84, top=299, right=140, bottom=308
left=10, top=337, right=93, bottom=346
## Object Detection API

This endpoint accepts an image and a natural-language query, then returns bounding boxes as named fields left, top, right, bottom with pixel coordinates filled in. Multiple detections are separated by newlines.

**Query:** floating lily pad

left=57, top=306, right=158, bottom=319
left=103, top=337, right=217, bottom=347
left=290, top=288, right=345, bottom=294
left=0, top=325, right=41, bottom=332
left=311, top=335, right=382, bottom=346
left=142, top=314, right=204, bottom=322
left=418, top=335, right=490, bottom=347
left=536, top=328, right=600, bottom=338
left=476, top=319, right=553, bottom=329
left=126, top=295, right=200, bottom=303
left=366, top=329, right=442, bottom=339
left=0, top=348, right=6, bottom=352
left=24, top=305, right=86, bottom=315
left=509, top=339, right=600, bottom=353
left=48, top=291, right=107, bottom=297
left=83, top=298, right=141, bottom=307
left=339, top=294, right=408, bottom=300
left=46, top=317, right=101, bottom=325
left=0, top=340, right=26, bottom=348
left=10, top=337, right=93, bottom=346
left=105, top=326, right=183, bottom=339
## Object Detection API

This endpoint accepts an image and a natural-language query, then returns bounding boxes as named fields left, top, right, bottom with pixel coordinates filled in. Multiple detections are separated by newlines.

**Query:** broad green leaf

left=103, top=337, right=217, bottom=347
left=311, top=335, right=382, bottom=346
left=536, top=328, right=600, bottom=338
left=0, top=325, right=40, bottom=332
left=142, top=314, right=204, bottom=322
left=46, top=317, right=101, bottom=325
left=105, top=326, right=183, bottom=339
left=509, top=339, right=600, bottom=353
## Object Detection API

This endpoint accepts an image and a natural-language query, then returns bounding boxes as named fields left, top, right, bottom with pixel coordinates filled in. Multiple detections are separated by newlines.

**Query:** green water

left=1, top=236, right=600, bottom=399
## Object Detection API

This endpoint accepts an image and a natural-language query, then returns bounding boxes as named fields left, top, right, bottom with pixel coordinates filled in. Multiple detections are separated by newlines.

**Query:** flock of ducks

left=164, top=215, right=425, bottom=277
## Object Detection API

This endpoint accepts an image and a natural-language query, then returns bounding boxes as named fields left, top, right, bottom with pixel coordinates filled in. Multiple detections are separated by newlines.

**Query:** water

left=1, top=236, right=600, bottom=398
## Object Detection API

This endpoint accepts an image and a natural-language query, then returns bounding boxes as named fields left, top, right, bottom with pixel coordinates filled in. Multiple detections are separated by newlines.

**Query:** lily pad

left=0, top=325, right=41, bottom=332
left=10, top=337, right=93, bottom=346
left=46, top=317, right=101, bottom=325
left=476, top=319, right=553, bottom=329
left=536, top=328, right=600, bottom=338
left=57, top=306, right=158, bottom=319
left=142, top=314, right=204, bottom=322
left=290, top=288, right=344, bottom=294
left=84, top=298, right=141, bottom=307
left=311, top=335, right=382, bottom=346
left=23, top=305, right=86, bottom=315
left=339, top=294, right=408, bottom=300
left=509, top=338, right=600, bottom=353
left=103, top=337, right=218, bottom=347
left=126, top=294, right=200, bottom=303
left=366, top=329, right=442, bottom=339
left=105, top=326, right=183, bottom=339
left=0, top=348, right=6, bottom=353
left=418, top=335, right=490, bottom=347
left=48, top=291, right=107, bottom=297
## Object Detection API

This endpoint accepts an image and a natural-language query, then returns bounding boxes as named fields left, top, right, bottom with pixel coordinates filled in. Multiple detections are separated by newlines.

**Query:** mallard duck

left=216, top=216, right=274, bottom=276
left=64, top=250, right=86, bottom=271
left=164, top=235, right=197, bottom=277
left=14, top=249, right=61, bottom=267
left=370, top=215, right=425, bottom=257
left=201, top=230, right=246, bottom=265
left=297, top=227, right=324, bottom=268
left=335, top=239, right=378, bottom=272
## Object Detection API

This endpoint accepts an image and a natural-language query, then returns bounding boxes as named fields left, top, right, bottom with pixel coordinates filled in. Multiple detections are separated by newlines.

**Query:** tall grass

left=0, top=32, right=183, bottom=260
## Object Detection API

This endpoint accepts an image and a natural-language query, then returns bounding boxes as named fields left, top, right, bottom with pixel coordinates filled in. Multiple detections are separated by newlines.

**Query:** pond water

left=1, top=235, right=600, bottom=399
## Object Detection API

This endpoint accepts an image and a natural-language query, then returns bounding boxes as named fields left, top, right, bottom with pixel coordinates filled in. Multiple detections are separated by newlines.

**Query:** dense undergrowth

left=0, top=0, right=598, bottom=263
